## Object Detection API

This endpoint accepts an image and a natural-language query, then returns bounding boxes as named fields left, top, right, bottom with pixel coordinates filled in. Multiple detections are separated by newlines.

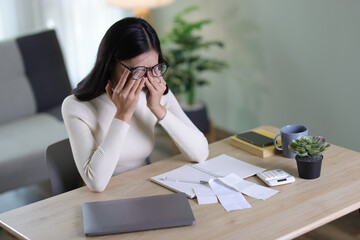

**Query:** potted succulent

left=289, top=136, right=330, bottom=179
left=160, top=6, right=227, bottom=134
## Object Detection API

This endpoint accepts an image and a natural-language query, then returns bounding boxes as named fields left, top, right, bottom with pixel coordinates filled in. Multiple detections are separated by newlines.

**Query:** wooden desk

left=1, top=126, right=360, bottom=240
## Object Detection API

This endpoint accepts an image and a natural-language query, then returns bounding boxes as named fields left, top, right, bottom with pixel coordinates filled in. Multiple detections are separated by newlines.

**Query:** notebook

left=82, top=193, right=195, bottom=237
left=151, top=154, right=266, bottom=198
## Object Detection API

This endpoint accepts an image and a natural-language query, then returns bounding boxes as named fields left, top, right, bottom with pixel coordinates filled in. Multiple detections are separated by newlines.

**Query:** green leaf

left=197, top=79, right=209, bottom=86
left=298, top=152, right=308, bottom=157
left=160, top=5, right=227, bottom=104
left=298, top=148, right=306, bottom=154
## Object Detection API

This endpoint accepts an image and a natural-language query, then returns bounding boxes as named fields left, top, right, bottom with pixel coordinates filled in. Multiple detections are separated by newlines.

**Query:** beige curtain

left=0, top=0, right=130, bottom=87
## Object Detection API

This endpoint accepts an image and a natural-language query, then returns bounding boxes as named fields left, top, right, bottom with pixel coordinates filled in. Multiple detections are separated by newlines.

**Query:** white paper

left=151, top=154, right=266, bottom=198
left=218, top=173, right=278, bottom=200
left=241, top=184, right=278, bottom=200
left=192, top=154, right=266, bottom=178
left=151, top=165, right=213, bottom=198
left=208, top=178, right=251, bottom=212
left=218, top=173, right=255, bottom=191
left=193, top=188, right=218, bottom=205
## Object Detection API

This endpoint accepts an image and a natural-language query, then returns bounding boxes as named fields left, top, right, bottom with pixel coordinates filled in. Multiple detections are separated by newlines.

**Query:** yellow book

left=230, top=129, right=282, bottom=158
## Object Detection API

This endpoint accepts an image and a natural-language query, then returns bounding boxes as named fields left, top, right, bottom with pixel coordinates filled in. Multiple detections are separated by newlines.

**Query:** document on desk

left=206, top=174, right=278, bottom=211
left=193, top=188, right=218, bottom=205
left=218, top=173, right=278, bottom=200
left=209, top=178, right=251, bottom=212
left=150, top=154, right=266, bottom=198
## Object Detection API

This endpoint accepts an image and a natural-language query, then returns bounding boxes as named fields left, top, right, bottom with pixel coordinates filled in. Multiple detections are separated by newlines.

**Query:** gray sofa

left=0, top=30, right=71, bottom=193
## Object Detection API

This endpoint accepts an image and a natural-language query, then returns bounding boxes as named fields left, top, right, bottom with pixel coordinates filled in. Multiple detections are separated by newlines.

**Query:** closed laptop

left=82, top=192, right=195, bottom=236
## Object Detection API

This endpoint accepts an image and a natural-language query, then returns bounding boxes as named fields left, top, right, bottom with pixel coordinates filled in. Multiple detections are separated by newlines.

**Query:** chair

left=46, top=138, right=81, bottom=195
left=46, top=139, right=152, bottom=195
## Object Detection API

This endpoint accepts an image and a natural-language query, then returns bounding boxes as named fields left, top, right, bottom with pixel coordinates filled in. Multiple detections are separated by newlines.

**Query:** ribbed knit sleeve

left=62, top=96, right=129, bottom=192
left=61, top=91, right=208, bottom=192
left=159, top=91, right=209, bottom=162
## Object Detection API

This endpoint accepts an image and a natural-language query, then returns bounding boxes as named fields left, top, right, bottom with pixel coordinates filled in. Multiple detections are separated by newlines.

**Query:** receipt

left=193, top=188, right=218, bottom=205
left=219, top=173, right=278, bottom=200
left=208, top=178, right=251, bottom=212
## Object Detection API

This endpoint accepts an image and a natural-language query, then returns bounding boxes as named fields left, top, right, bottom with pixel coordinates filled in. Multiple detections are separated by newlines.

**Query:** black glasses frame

left=119, top=62, right=169, bottom=80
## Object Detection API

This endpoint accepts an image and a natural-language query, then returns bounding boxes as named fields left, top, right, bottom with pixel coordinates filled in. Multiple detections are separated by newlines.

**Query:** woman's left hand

left=145, top=73, right=167, bottom=120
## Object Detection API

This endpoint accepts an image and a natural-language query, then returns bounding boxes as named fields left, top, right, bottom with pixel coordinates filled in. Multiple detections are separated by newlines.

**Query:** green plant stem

left=187, top=49, right=195, bottom=106
left=187, top=77, right=195, bottom=105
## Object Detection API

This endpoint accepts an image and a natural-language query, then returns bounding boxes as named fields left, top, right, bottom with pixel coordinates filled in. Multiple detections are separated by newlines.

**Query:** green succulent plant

left=289, top=136, right=330, bottom=157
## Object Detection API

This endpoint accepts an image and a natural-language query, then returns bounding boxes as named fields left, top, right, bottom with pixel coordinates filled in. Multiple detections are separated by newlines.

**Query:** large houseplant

left=160, top=6, right=227, bottom=107
left=160, top=6, right=227, bottom=136
left=289, top=136, right=330, bottom=179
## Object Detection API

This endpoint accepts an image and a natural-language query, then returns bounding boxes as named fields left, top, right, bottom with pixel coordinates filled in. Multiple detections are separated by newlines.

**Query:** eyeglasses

left=119, top=62, right=169, bottom=80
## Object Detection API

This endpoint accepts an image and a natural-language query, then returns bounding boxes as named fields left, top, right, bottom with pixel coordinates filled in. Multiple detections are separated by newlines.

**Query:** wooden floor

left=1, top=126, right=359, bottom=240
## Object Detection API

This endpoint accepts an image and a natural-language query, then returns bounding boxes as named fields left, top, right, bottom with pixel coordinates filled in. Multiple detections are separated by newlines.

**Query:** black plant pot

left=295, top=155, right=323, bottom=179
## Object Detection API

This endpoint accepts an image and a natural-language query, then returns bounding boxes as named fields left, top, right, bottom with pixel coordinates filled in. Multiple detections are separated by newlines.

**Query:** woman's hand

left=145, top=73, right=167, bottom=120
left=105, top=69, right=145, bottom=123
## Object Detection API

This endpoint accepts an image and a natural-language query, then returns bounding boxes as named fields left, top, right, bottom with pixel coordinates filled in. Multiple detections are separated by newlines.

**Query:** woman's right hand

left=105, top=69, right=145, bottom=123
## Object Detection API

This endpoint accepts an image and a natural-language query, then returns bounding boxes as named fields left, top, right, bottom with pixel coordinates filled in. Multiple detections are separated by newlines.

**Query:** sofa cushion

left=0, top=113, right=68, bottom=193
left=45, top=105, right=63, bottom=121
left=0, top=40, right=36, bottom=124
left=16, top=30, right=72, bottom=112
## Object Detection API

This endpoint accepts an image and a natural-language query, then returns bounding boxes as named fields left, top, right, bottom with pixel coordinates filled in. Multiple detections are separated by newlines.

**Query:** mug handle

left=274, top=134, right=283, bottom=150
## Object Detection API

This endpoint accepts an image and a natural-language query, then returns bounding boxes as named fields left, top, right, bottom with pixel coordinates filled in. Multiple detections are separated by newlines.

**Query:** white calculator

left=256, top=169, right=295, bottom=187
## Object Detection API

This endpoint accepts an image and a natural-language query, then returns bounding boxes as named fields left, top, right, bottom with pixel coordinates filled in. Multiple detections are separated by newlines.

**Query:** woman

left=62, top=17, right=209, bottom=192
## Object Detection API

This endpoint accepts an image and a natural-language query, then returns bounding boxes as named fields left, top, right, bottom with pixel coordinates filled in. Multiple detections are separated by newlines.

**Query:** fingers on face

left=105, top=80, right=113, bottom=98
left=145, top=77, right=155, bottom=92
left=147, top=73, right=165, bottom=91
left=130, top=77, right=145, bottom=95
left=114, top=69, right=131, bottom=94
left=109, top=69, right=165, bottom=99
left=135, top=78, right=146, bottom=95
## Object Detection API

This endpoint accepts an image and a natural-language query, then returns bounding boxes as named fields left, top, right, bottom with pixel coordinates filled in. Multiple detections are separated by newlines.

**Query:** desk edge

left=0, top=220, right=29, bottom=240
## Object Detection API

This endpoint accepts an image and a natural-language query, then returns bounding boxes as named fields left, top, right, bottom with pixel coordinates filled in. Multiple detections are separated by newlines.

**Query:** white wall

left=153, top=0, right=360, bottom=151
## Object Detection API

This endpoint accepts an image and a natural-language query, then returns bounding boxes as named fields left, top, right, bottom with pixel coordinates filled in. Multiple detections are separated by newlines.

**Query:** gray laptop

left=82, top=192, right=195, bottom=237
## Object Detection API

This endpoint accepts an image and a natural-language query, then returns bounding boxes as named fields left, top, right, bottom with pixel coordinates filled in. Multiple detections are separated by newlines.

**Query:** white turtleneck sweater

left=61, top=90, right=209, bottom=192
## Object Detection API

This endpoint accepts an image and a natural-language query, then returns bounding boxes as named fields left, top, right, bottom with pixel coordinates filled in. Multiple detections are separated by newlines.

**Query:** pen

left=160, top=176, right=208, bottom=184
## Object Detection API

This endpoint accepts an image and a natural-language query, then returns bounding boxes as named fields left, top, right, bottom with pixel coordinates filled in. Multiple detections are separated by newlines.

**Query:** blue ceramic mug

left=274, top=125, right=308, bottom=158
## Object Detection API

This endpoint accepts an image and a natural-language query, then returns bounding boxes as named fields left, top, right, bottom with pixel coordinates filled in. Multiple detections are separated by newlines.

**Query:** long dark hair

left=73, top=17, right=167, bottom=101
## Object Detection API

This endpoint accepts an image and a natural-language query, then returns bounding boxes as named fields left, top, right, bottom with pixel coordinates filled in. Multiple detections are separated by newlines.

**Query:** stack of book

left=230, top=129, right=281, bottom=158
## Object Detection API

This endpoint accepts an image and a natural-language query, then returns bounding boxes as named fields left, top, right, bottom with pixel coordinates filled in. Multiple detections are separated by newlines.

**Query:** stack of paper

left=151, top=154, right=266, bottom=198
left=151, top=154, right=279, bottom=212
left=204, top=174, right=278, bottom=212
